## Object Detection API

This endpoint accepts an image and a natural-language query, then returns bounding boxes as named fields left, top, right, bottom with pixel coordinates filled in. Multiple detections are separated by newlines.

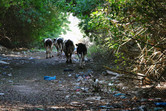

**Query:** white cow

left=44, top=38, right=54, bottom=59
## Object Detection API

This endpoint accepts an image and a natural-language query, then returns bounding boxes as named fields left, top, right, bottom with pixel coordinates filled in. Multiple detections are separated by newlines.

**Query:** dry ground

left=0, top=48, right=166, bottom=111
left=0, top=49, right=107, bottom=110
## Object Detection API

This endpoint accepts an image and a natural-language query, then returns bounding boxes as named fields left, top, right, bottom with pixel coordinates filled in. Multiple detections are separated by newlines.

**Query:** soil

left=0, top=48, right=166, bottom=111
left=0, top=48, right=103, bottom=110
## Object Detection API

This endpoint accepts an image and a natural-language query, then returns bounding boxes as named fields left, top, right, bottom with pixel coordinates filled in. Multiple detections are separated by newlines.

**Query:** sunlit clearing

left=60, top=14, right=84, bottom=44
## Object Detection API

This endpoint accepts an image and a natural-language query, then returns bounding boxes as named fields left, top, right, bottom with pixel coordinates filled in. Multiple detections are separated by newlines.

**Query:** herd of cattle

left=44, top=38, right=87, bottom=68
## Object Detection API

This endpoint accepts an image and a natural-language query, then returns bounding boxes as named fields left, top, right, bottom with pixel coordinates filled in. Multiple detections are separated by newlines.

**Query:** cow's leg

left=81, top=53, right=84, bottom=68
left=60, top=49, right=63, bottom=55
left=46, top=47, right=49, bottom=59
left=82, top=54, right=86, bottom=67
left=80, top=53, right=85, bottom=68
left=60, top=44, right=63, bottom=55
left=50, top=46, right=54, bottom=58
left=69, top=53, right=72, bottom=63
left=57, top=47, right=59, bottom=56
left=65, top=52, right=69, bottom=63
left=48, top=47, right=51, bottom=58
left=77, top=54, right=81, bottom=67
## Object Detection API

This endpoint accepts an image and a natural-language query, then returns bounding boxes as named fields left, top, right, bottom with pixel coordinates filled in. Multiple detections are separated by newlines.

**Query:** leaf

left=27, top=18, right=31, bottom=23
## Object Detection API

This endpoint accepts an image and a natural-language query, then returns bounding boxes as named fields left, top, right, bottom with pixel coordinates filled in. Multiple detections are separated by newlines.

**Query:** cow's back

left=44, top=38, right=53, bottom=47
left=57, top=38, right=63, bottom=45
left=63, top=39, right=74, bottom=54
left=76, top=43, right=87, bottom=55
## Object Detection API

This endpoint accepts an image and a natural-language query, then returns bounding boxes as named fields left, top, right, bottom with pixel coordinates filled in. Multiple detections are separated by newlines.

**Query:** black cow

left=44, top=38, right=54, bottom=59
left=76, top=43, right=87, bottom=68
left=53, top=37, right=64, bottom=56
left=63, top=39, right=75, bottom=63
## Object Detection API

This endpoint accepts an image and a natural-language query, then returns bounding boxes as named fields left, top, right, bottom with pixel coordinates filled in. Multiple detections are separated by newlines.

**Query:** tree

left=64, top=0, right=166, bottom=82
left=0, top=0, right=70, bottom=48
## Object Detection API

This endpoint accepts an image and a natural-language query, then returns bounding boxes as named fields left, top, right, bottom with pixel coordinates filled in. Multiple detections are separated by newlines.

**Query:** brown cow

left=63, top=39, right=75, bottom=63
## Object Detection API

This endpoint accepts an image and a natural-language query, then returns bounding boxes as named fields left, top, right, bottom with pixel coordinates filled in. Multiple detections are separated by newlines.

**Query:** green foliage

left=0, top=0, right=70, bottom=48
left=87, top=44, right=100, bottom=57
left=1, top=0, right=165, bottom=77
left=64, top=0, right=166, bottom=76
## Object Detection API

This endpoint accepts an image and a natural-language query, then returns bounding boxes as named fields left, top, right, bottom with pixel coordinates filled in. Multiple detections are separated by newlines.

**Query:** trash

left=75, top=74, right=81, bottom=78
left=36, top=108, right=44, bottom=111
left=100, top=105, right=114, bottom=109
left=8, top=80, right=13, bottom=83
left=0, top=93, right=5, bottom=96
left=120, top=95, right=127, bottom=99
left=68, top=74, right=72, bottom=77
left=132, top=96, right=139, bottom=101
left=0, top=60, right=9, bottom=64
left=85, top=96, right=101, bottom=101
left=29, top=57, right=34, bottom=60
left=85, top=76, right=90, bottom=79
left=2, top=72, right=7, bottom=75
left=70, top=101, right=82, bottom=107
left=108, top=83, right=114, bottom=86
left=92, top=79, right=101, bottom=92
left=44, top=76, right=56, bottom=80
left=65, top=95, right=70, bottom=99
left=155, top=102, right=166, bottom=106
left=139, top=105, right=147, bottom=111
left=76, top=89, right=80, bottom=92
left=87, top=69, right=93, bottom=74
left=140, top=98, right=147, bottom=102
left=77, top=76, right=83, bottom=81
left=154, top=107, right=165, bottom=111
left=58, top=81, right=62, bottom=84
left=113, top=93, right=125, bottom=97
left=8, top=73, right=12, bottom=76
left=81, top=87, right=89, bottom=92
left=106, top=70, right=120, bottom=76
left=64, top=69, right=74, bottom=72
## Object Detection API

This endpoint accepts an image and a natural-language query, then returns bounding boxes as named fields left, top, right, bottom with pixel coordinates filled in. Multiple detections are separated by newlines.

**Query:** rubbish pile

left=57, top=68, right=166, bottom=110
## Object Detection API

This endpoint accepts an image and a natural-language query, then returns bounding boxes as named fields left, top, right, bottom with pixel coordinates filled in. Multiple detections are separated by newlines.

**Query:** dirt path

left=0, top=49, right=166, bottom=110
left=0, top=50, right=104, bottom=110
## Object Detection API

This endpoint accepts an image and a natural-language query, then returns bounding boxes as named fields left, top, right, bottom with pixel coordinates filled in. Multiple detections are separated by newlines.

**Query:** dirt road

left=0, top=49, right=166, bottom=111
left=0, top=49, right=105, bottom=110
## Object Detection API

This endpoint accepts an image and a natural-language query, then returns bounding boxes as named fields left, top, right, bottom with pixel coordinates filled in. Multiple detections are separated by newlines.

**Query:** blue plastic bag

left=155, top=102, right=166, bottom=106
left=44, top=76, right=56, bottom=80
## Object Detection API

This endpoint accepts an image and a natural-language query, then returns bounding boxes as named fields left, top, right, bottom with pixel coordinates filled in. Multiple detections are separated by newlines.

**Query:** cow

left=53, top=37, right=64, bottom=56
left=44, top=38, right=54, bottom=59
left=76, top=43, right=87, bottom=68
left=63, top=39, right=75, bottom=63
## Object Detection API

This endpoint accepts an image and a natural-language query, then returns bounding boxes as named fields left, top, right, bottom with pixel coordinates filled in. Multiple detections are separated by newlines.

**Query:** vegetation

left=0, top=0, right=70, bottom=48
left=0, top=0, right=165, bottom=83
left=66, top=0, right=166, bottom=83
